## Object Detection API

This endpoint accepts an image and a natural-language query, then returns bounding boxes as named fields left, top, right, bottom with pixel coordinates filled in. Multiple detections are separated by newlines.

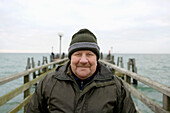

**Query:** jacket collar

left=93, top=62, right=113, bottom=81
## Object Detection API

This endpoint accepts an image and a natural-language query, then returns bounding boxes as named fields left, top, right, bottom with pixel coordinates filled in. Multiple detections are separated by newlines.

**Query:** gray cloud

left=0, top=0, right=170, bottom=53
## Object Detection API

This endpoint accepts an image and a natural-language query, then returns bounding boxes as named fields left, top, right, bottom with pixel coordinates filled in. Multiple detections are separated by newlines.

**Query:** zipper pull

left=81, top=81, right=83, bottom=89
left=79, top=81, right=84, bottom=93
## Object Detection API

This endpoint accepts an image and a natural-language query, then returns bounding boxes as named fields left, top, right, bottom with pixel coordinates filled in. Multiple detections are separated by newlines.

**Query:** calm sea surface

left=0, top=53, right=170, bottom=113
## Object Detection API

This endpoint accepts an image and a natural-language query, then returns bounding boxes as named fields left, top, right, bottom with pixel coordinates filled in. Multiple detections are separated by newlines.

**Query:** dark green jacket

left=26, top=62, right=137, bottom=113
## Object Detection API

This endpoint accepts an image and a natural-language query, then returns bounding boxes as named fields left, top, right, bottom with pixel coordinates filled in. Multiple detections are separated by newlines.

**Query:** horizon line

left=0, top=52, right=170, bottom=54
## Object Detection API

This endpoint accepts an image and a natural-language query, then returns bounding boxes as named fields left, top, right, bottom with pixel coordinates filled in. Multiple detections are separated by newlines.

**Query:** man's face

left=70, top=50, right=97, bottom=80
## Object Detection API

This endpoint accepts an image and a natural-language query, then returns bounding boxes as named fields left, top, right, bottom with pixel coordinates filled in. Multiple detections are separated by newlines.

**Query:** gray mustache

left=77, top=64, right=90, bottom=67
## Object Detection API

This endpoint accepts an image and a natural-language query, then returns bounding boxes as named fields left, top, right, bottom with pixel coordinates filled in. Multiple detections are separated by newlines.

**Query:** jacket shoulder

left=42, top=63, right=67, bottom=81
left=98, top=62, right=124, bottom=90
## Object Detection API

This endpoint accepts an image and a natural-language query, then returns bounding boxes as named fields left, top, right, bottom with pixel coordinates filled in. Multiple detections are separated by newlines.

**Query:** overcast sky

left=0, top=0, right=170, bottom=54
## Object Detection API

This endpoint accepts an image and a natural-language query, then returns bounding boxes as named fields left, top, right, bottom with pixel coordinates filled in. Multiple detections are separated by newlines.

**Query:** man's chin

left=75, top=71, right=91, bottom=79
left=77, top=67, right=90, bottom=70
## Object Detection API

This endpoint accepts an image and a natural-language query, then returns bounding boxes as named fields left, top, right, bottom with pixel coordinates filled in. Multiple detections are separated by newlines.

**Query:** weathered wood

left=0, top=71, right=29, bottom=85
left=0, top=58, right=68, bottom=86
left=45, top=57, right=48, bottom=64
left=132, top=67, right=138, bottom=85
left=1, top=56, right=170, bottom=113
left=126, top=61, right=131, bottom=84
left=8, top=93, right=34, bottom=113
left=114, top=57, right=124, bottom=79
left=42, top=57, right=46, bottom=73
left=24, top=74, right=30, bottom=100
left=31, top=57, right=36, bottom=79
left=125, top=75, right=131, bottom=84
left=0, top=82, right=30, bottom=106
left=117, top=57, right=124, bottom=68
left=31, top=57, right=35, bottom=68
left=130, top=58, right=138, bottom=85
left=26, top=58, right=31, bottom=70
left=111, top=56, right=115, bottom=65
left=117, top=57, right=120, bottom=66
left=0, top=68, right=55, bottom=106
left=163, top=94, right=170, bottom=111
left=24, top=58, right=31, bottom=112
left=42, top=56, right=48, bottom=73
left=42, top=56, right=48, bottom=64
left=101, top=59, right=170, bottom=113
left=0, top=57, right=67, bottom=113
left=114, top=71, right=124, bottom=77
left=38, top=60, right=41, bottom=75
left=118, top=77, right=170, bottom=113
left=120, top=57, right=123, bottom=68
left=53, top=63, right=56, bottom=69
left=99, top=60, right=170, bottom=97
left=42, top=56, right=45, bottom=65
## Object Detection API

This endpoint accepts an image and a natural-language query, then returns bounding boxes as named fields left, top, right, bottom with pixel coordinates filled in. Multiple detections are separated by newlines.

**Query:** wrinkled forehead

left=72, top=50, right=96, bottom=54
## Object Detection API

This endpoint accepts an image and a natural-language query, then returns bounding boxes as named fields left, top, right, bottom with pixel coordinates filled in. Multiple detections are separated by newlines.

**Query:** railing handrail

left=1, top=58, right=169, bottom=113
left=0, top=68, right=55, bottom=106
left=118, top=77, right=169, bottom=113
left=0, top=58, right=68, bottom=86
left=99, top=60, right=170, bottom=97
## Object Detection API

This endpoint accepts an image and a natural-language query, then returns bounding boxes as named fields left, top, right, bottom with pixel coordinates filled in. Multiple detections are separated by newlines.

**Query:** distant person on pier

left=51, top=52, right=54, bottom=59
left=26, top=29, right=137, bottom=113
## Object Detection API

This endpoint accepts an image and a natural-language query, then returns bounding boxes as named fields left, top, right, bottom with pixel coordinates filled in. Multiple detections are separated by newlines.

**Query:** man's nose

left=80, top=54, right=88, bottom=63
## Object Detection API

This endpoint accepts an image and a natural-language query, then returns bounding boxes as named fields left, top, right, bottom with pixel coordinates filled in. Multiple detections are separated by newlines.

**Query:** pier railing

left=100, top=59, right=170, bottom=113
left=0, top=56, right=170, bottom=113
left=0, top=58, right=68, bottom=113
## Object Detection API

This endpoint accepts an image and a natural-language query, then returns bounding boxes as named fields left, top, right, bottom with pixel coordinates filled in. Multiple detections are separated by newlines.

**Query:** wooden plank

left=126, top=61, right=131, bottom=84
left=24, top=74, right=30, bottom=112
left=114, top=71, right=124, bottom=77
left=111, top=56, right=115, bottom=65
left=99, top=60, right=170, bottom=97
left=38, top=60, right=41, bottom=75
left=0, top=68, right=56, bottom=106
left=117, top=57, right=120, bottom=66
left=126, top=75, right=131, bottom=84
left=131, top=59, right=138, bottom=85
left=27, top=58, right=68, bottom=73
left=8, top=93, right=34, bottom=113
left=26, top=58, right=31, bottom=70
left=0, top=71, right=29, bottom=85
left=31, top=57, right=36, bottom=79
left=0, top=80, right=31, bottom=106
left=118, top=77, right=170, bottom=113
left=0, top=58, right=68, bottom=86
left=163, top=94, right=170, bottom=111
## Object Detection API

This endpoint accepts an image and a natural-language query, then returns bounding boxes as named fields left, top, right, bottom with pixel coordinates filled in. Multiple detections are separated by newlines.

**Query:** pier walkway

left=0, top=55, right=170, bottom=113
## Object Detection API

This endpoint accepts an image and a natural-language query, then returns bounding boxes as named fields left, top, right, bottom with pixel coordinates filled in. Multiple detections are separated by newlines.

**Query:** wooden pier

left=101, top=54, right=170, bottom=113
left=0, top=55, right=170, bottom=113
left=0, top=57, right=68, bottom=113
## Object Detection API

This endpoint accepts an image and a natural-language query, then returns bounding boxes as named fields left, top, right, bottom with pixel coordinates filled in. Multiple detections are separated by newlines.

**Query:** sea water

left=0, top=53, right=170, bottom=113
left=0, top=53, right=50, bottom=113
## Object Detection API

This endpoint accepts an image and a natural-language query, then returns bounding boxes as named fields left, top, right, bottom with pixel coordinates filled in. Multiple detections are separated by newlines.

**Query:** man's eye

left=74, top=53, right=81, bottom=56
left=87, top=53, right=93, bottom=56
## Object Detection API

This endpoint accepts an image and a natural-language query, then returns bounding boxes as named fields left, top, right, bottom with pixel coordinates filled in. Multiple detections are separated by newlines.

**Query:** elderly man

left=26, top=29, right=137, bottom=113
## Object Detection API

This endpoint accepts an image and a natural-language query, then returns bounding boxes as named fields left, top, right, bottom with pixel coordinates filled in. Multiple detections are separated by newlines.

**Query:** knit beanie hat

left=68, top=29, right=100, bottom=60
